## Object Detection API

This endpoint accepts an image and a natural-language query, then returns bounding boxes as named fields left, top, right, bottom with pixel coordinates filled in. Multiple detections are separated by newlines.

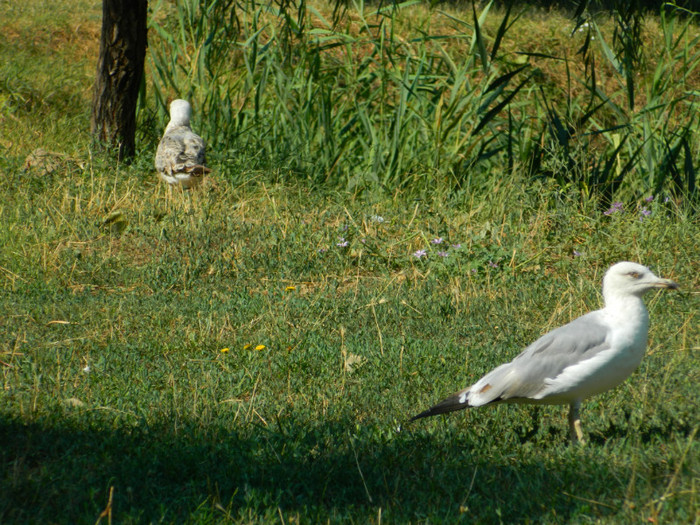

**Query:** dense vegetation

left=145, top=0, right=699, bottom=202
left=1, top=0, right=698, bottom=523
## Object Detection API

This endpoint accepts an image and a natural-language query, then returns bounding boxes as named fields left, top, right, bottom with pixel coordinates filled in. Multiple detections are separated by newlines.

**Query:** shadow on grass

left=1, top=413, right=631, bottom=523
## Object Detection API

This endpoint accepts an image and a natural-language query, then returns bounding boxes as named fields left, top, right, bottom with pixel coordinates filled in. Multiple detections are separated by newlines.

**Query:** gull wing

left=411, top=311, right=612, bottom=420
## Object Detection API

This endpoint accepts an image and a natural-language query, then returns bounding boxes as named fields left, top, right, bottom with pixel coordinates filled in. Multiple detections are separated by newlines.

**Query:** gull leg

left=568, top=401, right=585, bottom=445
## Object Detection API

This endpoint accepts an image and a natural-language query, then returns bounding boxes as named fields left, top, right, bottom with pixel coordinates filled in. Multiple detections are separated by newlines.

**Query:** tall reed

left=146, top=0, right=699, bottom=202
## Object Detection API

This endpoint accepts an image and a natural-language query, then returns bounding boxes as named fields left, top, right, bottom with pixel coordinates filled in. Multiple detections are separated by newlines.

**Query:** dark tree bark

left=90, top=0, right=148, bottom=160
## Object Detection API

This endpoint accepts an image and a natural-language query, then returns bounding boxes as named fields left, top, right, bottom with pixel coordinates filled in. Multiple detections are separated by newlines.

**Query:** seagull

left=411, top=261, right=678, bottom=444
left=155, top=99, right=211, bottom=189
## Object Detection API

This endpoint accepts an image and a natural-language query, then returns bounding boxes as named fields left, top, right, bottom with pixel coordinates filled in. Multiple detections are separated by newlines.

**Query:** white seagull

left=155, top=99, right=211, bottom=189
left=411, top=261, right=678, bottom=443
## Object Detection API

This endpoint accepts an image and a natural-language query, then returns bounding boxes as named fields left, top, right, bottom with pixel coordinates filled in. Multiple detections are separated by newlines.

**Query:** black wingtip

left=409, top=392, right=470, bottom=422
left=409, top=409, right=434, bottom=422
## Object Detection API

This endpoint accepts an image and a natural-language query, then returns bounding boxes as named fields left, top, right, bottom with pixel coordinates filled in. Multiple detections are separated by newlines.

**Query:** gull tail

left=410, top=391, right=471, bottom=421
left=188, top=165, right=212, bottom=175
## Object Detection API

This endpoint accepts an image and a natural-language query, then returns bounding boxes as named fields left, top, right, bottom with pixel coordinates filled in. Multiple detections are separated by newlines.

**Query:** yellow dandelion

left=220, top=347, right=230, bottom=354
left=243, top=344, right=251, bottom=350
left=285, top=286, right=296, bottom=292
left=255, top=344, right=266, bottom=351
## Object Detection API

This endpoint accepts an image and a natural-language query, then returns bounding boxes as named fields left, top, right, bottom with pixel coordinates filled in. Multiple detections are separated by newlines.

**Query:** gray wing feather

left=474, top=312, right=610, bottom=402
left=411, top=312, right=611, bottom=420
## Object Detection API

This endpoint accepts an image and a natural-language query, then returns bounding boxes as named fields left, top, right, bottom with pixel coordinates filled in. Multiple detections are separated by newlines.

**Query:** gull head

left=603, top=261, right=678, bottom=302
left=168, top=99, right=193, bottom=127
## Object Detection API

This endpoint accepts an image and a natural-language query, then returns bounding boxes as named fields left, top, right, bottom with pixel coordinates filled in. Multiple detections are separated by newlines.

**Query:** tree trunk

left=90, top=0, right=148, bottom=161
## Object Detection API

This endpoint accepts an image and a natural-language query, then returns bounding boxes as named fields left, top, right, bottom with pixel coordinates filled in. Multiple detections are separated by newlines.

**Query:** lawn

left=1, top=0, right=698, bottom=523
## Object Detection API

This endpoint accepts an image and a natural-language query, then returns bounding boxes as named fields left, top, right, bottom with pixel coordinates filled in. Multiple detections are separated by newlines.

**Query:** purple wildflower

left=488, top=261, right=499, bottom=268
left=604, top=202, right=624, bottom=215
left=431, top=237, right=444, bottom=244
left=337, top=238, right=349, bottom=247
left=437, top=251, right=448, bottom=257
left=644, top=196, right=654, bottom=203
left=573, top=250, right=582, bottom=257
left=451, top=243, right=462, bottom=249
left=413, top=249, right=427, bottom=258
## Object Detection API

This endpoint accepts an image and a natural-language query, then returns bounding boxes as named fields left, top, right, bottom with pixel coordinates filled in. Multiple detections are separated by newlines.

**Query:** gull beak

left=653, top=278, right=679, bottom=290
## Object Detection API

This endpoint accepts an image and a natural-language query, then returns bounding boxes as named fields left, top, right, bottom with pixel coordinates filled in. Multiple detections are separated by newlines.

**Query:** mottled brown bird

left=155, top=99, right=211, bottom=189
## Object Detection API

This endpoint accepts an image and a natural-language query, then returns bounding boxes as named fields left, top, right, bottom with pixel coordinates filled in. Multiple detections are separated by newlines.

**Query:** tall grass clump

left=532, top=2, right=700, bottom=204
left=146, top=0, right=699, bottom=202
left=148, top=0, right=535, bottom=192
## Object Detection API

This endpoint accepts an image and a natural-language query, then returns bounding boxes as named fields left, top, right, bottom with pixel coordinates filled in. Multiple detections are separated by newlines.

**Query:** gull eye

left=628, top=271, right=641, bottom=279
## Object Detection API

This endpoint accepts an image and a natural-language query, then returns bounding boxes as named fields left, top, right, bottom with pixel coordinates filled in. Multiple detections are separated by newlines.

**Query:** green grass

left=1, top=0, right=699, bottom=523
left=1, top=164, right=698, bottom=523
